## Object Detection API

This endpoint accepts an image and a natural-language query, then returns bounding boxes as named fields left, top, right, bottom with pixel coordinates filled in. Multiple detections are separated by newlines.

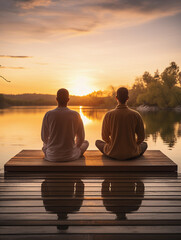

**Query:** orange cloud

left=16, top=0, right=53, bottom=9
left=0, top=65, right=25, bottom=69
left=1, top=0, right=181, bottom=40
left=0, top=55, right=32, bottom=58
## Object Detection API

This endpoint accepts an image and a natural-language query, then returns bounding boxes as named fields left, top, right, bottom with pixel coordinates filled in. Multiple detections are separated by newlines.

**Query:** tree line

left=0, top=62, right=181, bottom=109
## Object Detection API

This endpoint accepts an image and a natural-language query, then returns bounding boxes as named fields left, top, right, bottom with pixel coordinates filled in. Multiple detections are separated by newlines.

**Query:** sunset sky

left=0, top=0, right=181, bottom=95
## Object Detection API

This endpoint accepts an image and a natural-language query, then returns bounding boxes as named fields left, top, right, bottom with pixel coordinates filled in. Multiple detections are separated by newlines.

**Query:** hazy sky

left=0, top=0, right=181, bottom=95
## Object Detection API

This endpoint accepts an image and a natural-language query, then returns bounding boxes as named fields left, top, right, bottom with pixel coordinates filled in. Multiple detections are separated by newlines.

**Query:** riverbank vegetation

left=129, top=62, right=181, bottom=108
left=1, top=62, right=181, bottom=109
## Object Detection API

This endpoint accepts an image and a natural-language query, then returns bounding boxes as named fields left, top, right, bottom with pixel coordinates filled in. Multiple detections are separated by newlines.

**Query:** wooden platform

left=0, top=172, right=181, bottom=240
left=4, top=150, right=177, bottom=172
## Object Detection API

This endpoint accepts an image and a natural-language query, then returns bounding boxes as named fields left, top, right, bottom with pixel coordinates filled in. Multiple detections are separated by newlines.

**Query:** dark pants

left=95, top=140, right=148, bottom=158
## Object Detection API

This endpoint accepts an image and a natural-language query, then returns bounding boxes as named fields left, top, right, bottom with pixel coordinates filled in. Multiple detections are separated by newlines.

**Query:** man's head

left=116, top=87, right=129, bottom=104
left=56, top=88, right=69, bottom=107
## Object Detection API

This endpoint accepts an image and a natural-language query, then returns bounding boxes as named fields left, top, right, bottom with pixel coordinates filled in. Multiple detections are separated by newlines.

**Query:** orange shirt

left=102, top=104, right=145, bottom=160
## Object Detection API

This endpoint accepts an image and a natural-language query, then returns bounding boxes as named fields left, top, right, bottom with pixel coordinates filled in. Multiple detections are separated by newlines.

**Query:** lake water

left=0, top=106, right=181, bottom=172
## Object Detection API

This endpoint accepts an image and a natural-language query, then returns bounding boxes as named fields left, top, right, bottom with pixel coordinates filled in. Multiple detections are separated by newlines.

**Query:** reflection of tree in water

left=41, top=178, right=84, bottom=230
left=82, top=108, right=107, bottom=121
left=178, top=123, right=181, bottom=138
left=141, top=111, right=181, bottom=148
left=102, top=178, right=144, bottom=220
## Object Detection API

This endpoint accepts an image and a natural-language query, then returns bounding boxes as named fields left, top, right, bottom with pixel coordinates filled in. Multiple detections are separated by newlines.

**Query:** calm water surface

left=0, top=106, right=181, bottom=171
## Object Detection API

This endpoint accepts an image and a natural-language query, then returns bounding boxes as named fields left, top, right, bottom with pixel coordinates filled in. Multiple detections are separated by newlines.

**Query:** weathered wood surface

left=4, top=150, right=177, bottom=172
left=0, top=172, right=181, bottom=239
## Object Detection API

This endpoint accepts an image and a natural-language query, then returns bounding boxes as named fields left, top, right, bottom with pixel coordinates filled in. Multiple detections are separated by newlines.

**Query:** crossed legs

left=80, top=140, right=89, bottom=156
left=43, top=140, right=89, bottom=159
left=95, top=140, right=148, bottom=158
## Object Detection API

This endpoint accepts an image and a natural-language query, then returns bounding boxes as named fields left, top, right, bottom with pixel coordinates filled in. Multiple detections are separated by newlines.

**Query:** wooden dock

left=4, top=150, right=177, bottom=172
left=1, top=150, right=181, bottom=239
left=0, top=171, right=181, bottom=239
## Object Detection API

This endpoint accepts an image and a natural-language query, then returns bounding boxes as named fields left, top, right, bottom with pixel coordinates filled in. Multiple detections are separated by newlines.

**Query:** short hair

left=57, top=88, right=69, bottom=105
left=116, top=87, right=129, bottom=104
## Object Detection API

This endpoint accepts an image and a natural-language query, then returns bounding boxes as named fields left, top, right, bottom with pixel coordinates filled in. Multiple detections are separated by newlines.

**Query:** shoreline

left=136, top=105, right=181, bottom=112
left=1, top=104, right=181, bottom=112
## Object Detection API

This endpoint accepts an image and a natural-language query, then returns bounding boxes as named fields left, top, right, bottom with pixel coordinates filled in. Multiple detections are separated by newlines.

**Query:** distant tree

left=128, top=77, right=145, bottom=106
left=161, top=62, right=180, bottom=88
left=169, top=86, right=181, bottom=107
left=107, top=85, right=117, bottom=98
left=142, top=71, right=155, bottom=86
left=133, top=77, right=145, bottom=91
left=179, top=72, right=181, bottom=85
left=137, top=82, right=167, bottom=108
left=153, top=69, right=160, bottom=82
left=0, top=94, right=5, bottom=108
left=88, top=90, right=104, bottom=98
left=101, top=85, right=117, bottom=108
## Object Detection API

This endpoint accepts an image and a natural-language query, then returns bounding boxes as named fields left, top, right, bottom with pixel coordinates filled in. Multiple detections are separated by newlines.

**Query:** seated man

left=41, top=88, right=89, bottom=161
left=96, top=87, right=147, bottom=160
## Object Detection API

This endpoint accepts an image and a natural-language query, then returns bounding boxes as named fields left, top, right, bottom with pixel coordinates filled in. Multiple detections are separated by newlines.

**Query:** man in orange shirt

left=96, top=87, right=147, bottom=160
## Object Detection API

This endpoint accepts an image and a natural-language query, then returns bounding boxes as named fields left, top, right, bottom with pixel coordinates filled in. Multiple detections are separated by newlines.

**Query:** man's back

left=102, top=105, right=145, bottom=160
left=41, top=107, right=84, bottom=161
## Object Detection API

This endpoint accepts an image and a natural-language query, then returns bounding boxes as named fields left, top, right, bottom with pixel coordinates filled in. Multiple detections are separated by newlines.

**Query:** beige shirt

left=102, top=104, right=145, bottom=160
left=41, top=107, right=84, bottom=161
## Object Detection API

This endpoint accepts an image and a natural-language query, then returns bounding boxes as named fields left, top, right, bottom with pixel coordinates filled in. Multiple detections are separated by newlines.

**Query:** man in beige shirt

left=41, top=88, right=89, bottom=161
left=96, top=87, right=147, bottom=160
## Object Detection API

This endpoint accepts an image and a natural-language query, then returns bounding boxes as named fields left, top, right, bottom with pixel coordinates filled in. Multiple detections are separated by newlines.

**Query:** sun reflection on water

left=79, top=106, right=92, bottom=126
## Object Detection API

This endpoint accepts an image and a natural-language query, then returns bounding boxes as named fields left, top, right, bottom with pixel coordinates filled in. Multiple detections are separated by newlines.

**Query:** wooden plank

left=1, top=213, right=181, bottom=221
left=1, top=206, right=181, bottom=213
left=0, top=199, right=181, bottom=207
left=1, top=220, right=181, bottom=226
left=3, top=172, right=178, bottom=178
left=0, top=182, right=180, bottom=187
left=1, top=178, right=181, bottom=183
left=1, top=226, right=181, bottom=234
left=11, top=149, right=167, bottom=158
left=2, top=195, right=181, bottom=200
left=4, top=150, right=177, bottom=172
left=1, top=235, right=181, bottom=240
left=1, top=182, right=181, bottom=187
left=1, top=191, right=181, bottom=196
left=1, top=186, right=181, bottom=191
left=0, top=235, right=87, bottom=240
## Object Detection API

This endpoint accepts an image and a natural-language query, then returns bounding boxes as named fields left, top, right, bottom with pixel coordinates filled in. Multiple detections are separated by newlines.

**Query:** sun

left=70, top=76, right=95, bottom=96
